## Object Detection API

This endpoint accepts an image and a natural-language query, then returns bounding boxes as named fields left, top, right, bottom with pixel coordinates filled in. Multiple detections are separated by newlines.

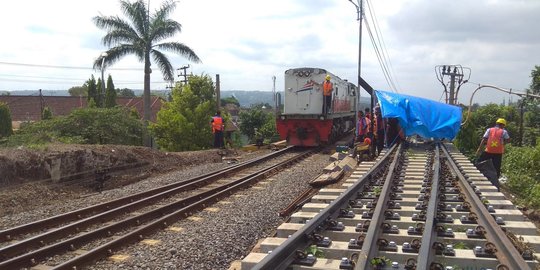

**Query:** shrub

left=5, top=107, right=143, bottom=147
left=0, top=102, right=12, bottom=138
left=502, top=145, right=540, bottom=207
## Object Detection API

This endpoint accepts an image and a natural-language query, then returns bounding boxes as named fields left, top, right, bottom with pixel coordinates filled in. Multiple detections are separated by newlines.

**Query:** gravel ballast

left=1, top=149, right=334, bottom=269
left=89, top=153, right=331, bottom=270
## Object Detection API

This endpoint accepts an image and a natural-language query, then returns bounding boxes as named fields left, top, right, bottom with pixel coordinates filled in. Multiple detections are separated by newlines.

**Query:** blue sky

left=0, top=0, right=539, bottom=105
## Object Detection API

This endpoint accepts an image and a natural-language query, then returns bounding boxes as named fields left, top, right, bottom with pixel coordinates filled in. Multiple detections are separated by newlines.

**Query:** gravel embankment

left=0, top=149, right=334, bottom=269
left=89, top=152, right=332, bottom=270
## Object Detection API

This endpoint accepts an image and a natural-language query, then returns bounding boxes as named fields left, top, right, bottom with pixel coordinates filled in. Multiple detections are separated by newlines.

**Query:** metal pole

left=349, top=0, right=363, bottom=141
left=449, top=72, right=456, bottom=105
left=272, top=75, right=277, bottom=115
left=39, top=89, right=43, bottom=120
left=519, top=99, right=525, bottom=146
left=216, top=74, right=220, bottom=112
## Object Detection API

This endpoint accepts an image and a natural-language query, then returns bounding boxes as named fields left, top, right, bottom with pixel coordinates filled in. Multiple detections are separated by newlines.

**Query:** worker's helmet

left=496, top=118, right=507, bottom=126
left=364, top=138, right=372, bottom=145
left=325, top=75, right=331, bottom=80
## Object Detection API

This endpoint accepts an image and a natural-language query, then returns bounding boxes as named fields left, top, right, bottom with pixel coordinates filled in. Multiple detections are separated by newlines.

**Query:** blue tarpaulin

left=374, top=90, right=462, bottom=140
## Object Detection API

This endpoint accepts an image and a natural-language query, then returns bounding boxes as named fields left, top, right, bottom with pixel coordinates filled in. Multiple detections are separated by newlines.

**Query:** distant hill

left=220, top=90, right=280, bottom=108
left=1, top=89, right=371, bottom=109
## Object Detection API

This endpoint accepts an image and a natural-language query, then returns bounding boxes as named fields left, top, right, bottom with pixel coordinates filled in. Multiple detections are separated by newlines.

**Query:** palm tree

left=93, top=0, right=201, bottom=146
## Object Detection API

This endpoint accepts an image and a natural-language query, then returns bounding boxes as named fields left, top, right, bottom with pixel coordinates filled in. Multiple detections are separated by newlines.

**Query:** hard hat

left=325, top=75, right=331, bottom=80
left=364, top=138, right=372, bottom=145
left=496, top=118, right=507, bottom=125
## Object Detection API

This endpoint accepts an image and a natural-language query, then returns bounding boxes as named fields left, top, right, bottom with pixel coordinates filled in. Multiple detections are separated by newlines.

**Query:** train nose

left=296, top=127, right=308, bottom=140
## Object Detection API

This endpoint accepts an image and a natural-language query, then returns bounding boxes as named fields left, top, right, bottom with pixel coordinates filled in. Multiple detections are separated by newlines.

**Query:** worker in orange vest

left=476, top=118, right=510, bottom=180
left=322, top=75, right=333, bottom=115
left=356, top=110, right=370, bottom=143
left=211, top=111, right=225, bottom=148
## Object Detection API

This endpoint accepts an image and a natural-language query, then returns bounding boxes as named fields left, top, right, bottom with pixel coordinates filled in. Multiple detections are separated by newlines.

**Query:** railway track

left=0, top=146, right=316, bottom=269
left=244, top=142, right=540, bottom=270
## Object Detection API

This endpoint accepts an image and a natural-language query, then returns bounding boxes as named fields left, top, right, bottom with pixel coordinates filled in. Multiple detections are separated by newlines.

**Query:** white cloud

left=0, top=0, right=538, bottom=105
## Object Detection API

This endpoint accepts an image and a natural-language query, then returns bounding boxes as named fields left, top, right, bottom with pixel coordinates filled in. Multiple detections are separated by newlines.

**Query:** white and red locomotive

left=276, top=67, right=357, bottom=146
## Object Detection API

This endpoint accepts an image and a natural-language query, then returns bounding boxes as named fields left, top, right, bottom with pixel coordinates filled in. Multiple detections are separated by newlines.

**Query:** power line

left=365, top=0, right=401, bottom=92
left=364, top=0, right=398, bottom=93
left=0, top=61, right=143, bottom=71
left=0, top=78, right=169, bottom=85
left=364, top=18, right=396, bottom=92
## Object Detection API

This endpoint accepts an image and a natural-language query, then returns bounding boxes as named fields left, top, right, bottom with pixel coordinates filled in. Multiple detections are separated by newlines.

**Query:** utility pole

left=39, top=89, right=44, bottom=120
left=435, top=65, right=471, bottom=105
left=519, top=98, right=525, bottom=146
left=216, top=74, right=220, bottom=112
left=177, top=65, right=190, bottom=84
left=272, top=75, right=277, bottom=115
left=349, top=0, right=364, bottom=135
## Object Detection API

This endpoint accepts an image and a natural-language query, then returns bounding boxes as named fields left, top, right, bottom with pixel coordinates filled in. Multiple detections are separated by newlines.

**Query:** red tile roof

left=0, top=96, right=164, bottom=122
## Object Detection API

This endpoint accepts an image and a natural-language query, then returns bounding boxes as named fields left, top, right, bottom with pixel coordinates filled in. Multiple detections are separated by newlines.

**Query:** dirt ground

left=0, top=144, right=232, bottom=216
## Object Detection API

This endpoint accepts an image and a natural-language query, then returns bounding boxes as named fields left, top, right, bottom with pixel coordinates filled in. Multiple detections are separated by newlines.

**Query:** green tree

left=530, top=65, right=540, bottom=94
left=96, top=78, right=104, bottom=107
left=93, top=0, right=201, bottom=146
left=239, top=107, right=278, bottom=143
left=221, top=96, right=240, bottom=107
left=41, top=106, right=53, bottom=120
left=117, top=88, right=136, bottom=97
left=68, top=86, right=88, bottom=97
left=150, top=75, right=216, bottom=151
left=87, top=75, right=97, bottom=105
left=525, top=66, right=540, bottom=132
left=0, top=102, right=12, bottom=138
left=105, top=74, right=117, bottom=108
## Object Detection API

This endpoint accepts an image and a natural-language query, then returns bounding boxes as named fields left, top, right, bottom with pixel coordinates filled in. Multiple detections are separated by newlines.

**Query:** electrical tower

left=177, top=65, right=190, bottom=84
left=435, top=65, right=471, bottom=105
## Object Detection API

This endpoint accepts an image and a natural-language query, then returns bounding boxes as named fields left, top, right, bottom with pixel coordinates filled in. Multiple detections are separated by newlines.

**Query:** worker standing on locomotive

left=210, top=111, right=225, bottom=148
left=322, top=75, right=333, bottom=115
left=476, top=118, right=510, bottom=180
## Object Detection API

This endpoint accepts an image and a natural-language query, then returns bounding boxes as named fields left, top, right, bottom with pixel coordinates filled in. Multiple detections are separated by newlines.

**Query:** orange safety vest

left=485, top=127, right=505, bottom=154
left=323, top=81, right=333, bottom=96
left=212, top=116, right=223, bottom=133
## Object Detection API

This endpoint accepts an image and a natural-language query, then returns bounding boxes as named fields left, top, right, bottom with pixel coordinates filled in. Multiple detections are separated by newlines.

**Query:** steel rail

left=416, top=143, right=440, bottom=269
left=441, top=144, right=530, bottom=270
left=0, top=147, right=295, bottom=260
left=0, top=146, right=294, bottom=242
left=253, top=144, right=399, bottom=270
left=0, top=148, right=301, bottom=268
left=354, top=144, right=403, bottom=269
left=52, top=149, right=316, bottom=270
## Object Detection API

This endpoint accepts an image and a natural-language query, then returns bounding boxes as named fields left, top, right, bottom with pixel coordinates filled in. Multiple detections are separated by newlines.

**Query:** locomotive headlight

left=281, top=116, right=286, bottom=120
left=319, top=116, right=325, bottom=120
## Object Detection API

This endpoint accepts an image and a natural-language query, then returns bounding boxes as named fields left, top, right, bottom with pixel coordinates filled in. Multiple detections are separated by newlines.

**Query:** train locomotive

left=276, top=67, right=357, bottom=146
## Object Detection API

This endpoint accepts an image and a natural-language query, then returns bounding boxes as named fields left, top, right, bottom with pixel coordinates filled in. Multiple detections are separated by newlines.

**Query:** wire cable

left=0, top=61, right=143, bottom=71
left=364, top=18, right=395, bottom=92
left=365, top=0, right=401, bottom=92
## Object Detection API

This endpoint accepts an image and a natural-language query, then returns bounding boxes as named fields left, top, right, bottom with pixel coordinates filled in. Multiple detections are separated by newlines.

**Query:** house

left=0, top=95, right=164, bottom=129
